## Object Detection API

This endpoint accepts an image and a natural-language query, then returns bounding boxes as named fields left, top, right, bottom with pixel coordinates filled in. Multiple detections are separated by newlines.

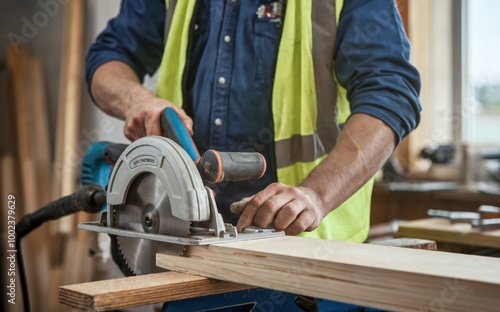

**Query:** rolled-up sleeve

left=85, top=0, right=166, bottom=93
left=335, top=0, right=421, bottom=143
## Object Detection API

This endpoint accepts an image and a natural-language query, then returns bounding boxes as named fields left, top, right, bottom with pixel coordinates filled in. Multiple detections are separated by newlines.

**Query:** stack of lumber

left=5, top=45, right=52, bottom=312
left=0, top=42, right=13, bottom=312
left=2, top=0, right=88, bottom=310
left=50, top=1, right=93, bottom=309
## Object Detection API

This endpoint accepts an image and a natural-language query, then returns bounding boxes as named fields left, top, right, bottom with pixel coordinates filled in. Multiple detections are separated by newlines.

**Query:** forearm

left=301, top=113, right=396, bottom=215
left=90, top=61, right=155, bottom=120
left=89, top=61, right=192, bottom=141
left=236, top=113, right=397, bottom=235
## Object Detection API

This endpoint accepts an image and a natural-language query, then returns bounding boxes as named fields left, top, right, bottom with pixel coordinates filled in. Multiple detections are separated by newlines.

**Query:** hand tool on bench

left=471, top=205, right=500, bottom=229
left=79, top=107, right=280, bottom=275
left=427, top=205, right=500, bottom=230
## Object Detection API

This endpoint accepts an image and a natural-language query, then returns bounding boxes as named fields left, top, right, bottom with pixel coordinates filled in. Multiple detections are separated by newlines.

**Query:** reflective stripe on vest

left=156, top=0, right=373, bottom=242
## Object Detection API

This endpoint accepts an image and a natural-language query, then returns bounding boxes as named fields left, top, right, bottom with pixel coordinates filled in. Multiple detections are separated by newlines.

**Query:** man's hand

left=233, top=114, right=397, bottom=237
left=123, top=95, right=192, bottom=141
left=235, top=183, right=326, bottom=235
left=90, top=61, right=193, bottom=141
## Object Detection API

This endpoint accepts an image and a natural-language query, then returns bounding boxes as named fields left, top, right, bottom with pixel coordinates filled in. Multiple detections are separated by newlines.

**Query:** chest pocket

left=253, top=18, right=281, bottom=92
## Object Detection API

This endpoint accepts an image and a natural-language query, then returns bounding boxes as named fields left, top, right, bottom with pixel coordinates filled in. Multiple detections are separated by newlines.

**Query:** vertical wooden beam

left=393, top=0, right=412, bottom=172
left=400, top=0, right=454, bottom=174
left=52, top=0, right=86, bottom=231
left=30, top=57, right=52, bottom=208
left=27, top=56, right=63, bottom=312
left=51, top=2, right=94, bottom=310
left=1, top=155, right=17, bottom=312
left=6, top=45, right=52, bottom=312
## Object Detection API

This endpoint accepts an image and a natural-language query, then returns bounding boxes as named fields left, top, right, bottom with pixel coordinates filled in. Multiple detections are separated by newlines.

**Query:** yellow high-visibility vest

left=156, top=0, right=373, bottom=242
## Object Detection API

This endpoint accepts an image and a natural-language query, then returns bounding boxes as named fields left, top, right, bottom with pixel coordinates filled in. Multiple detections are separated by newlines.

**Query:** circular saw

left=79, top=135, right=283, bottom=276
left=107, top=136, right=207, bottom=275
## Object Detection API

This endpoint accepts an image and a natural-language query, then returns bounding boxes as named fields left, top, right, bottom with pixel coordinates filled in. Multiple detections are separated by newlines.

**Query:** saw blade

left=112, top=172, right=190, bottom=276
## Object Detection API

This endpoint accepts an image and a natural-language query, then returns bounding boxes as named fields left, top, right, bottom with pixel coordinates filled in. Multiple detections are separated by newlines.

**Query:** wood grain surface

left=157, top=236, right=500, bottom=312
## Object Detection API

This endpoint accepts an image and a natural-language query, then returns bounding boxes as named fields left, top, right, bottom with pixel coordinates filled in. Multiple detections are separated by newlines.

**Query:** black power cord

left=15, top=184, right=106, bottom=312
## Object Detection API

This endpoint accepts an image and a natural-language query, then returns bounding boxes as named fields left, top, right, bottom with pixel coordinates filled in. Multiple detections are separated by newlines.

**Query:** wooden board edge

left=59, top=272, right=252, bottom=311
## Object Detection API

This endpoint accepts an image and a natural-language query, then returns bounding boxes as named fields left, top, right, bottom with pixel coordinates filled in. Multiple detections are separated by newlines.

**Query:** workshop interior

left=1, top=0, right=500, bottom=311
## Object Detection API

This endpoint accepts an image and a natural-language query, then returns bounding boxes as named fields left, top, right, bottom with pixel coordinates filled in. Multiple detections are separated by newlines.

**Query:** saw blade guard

left=106, top=136, right=209, bottom=225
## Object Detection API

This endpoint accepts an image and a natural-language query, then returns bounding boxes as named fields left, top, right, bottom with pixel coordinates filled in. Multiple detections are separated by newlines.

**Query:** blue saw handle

left=161, top=107, right=201, bottom=163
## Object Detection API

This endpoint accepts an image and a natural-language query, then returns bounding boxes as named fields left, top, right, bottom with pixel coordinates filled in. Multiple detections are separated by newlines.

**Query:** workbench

left=371, top=182, right=500, bottom=225
left=399, top=218, right=500, bottom=249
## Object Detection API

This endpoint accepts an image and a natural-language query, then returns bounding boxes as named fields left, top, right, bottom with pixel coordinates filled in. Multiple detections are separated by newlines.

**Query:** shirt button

left=218, top=76, right=226, bottom=85
left=194, top=24, right=199, bottom=30
left=224, top=35, right=231, bottom=43
left=214, top=118, right=223, bottom=126
left=230, top=0, right=238, bottom=3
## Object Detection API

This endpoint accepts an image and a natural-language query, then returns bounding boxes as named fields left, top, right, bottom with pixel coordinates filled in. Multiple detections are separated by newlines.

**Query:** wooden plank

left=0, top=56, right=15, bottom=155
left=1, top=155, right=16, bottom=312
left=0, top=155, right=16, bottom=216
left=6, top=45, right=52, bottom=312
left=29, top=57, right=52, bottom=207
left=19, top=159, right=52, bottom=312
left=52, top=0, right=86, bottom=231
left=49, top=1, right=91, bottom=309
left=393, top=0, right=411, bottom=172
left=157, top=236, right=500, bottom=312
left=59, top=272, right=252, bottom=311
left=369, top=237, right=437, bottom=250
left=398, top=218, right=500, bottom=249
left=20, top=57, right=54, bottom=308
left=6, top=46, right=29, bottom=184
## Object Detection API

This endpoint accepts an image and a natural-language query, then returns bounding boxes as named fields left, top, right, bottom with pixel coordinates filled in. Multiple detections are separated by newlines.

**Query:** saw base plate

left=79, top=222, right=284, bottom=246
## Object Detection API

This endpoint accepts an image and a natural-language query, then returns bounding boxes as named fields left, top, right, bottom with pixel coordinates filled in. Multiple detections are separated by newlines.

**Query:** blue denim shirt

left=86, top=0, right=421, bottom=223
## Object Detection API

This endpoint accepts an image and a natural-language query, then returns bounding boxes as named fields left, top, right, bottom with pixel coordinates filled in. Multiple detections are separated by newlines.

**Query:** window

left=400, top=0, right=500, bottom=172
left=463, top=0, right=500, bottom=146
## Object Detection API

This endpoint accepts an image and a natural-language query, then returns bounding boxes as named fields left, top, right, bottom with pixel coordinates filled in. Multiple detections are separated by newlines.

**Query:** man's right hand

left=90, top=61, right=193, bottom=141
left=123, top=95, right=193, bottom=141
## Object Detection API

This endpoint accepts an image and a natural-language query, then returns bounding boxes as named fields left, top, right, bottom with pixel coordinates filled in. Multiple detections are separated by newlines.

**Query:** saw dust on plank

left=157, top=236, right=500, bottom=312
left=59, top=271, right=252, bottom=311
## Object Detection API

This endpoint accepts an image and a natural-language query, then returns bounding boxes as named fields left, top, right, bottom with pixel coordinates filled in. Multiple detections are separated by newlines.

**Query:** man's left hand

left=234, top=183, right=326, bottom=235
